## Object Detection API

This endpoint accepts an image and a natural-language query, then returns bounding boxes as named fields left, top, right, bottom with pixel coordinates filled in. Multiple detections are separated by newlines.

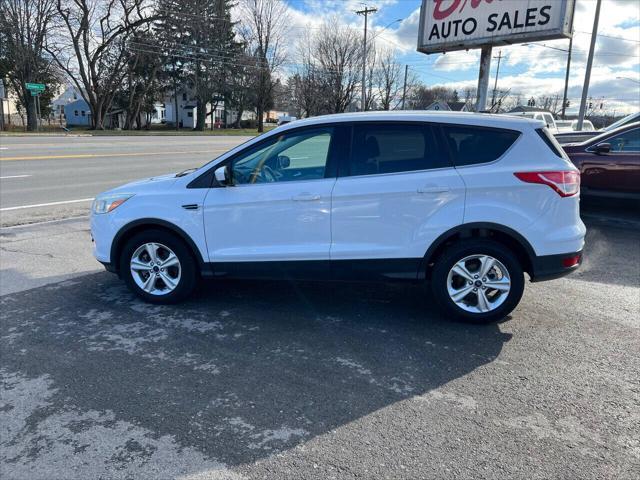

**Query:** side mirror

left=277, top=155, right=291, bottom=169
left=214, top=165, right=231, bottom=185
left=594, top=143, right=611, bottom=155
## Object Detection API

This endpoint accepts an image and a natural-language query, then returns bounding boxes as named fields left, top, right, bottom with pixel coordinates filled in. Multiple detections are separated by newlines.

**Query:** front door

left=582, top=127, right=640, bottom=193
left=202, top=126, right=339, bottom=275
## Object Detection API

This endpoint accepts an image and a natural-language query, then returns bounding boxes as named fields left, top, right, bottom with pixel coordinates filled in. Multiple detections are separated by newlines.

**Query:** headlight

left=92, top=194, right=134, bottom=214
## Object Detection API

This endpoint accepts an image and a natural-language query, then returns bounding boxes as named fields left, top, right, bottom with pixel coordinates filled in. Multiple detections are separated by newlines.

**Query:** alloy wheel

left=130, top=242, right=182, bottom=296
left=446, top=254, right=511, bottom=314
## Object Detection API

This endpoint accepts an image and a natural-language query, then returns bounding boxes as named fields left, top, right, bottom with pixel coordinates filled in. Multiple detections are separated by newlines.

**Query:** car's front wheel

left=119, top=229, right=197, bottom=304
left=431, top=240, right=525, bottom=324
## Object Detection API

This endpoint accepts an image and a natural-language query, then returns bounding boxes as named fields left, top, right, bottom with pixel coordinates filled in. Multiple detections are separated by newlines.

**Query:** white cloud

left=271, top=0, right=639, bottom=113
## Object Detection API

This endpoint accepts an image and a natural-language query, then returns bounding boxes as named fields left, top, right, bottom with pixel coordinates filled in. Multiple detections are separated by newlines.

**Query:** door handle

left=292, top=193, right=321, bottom=201
left=417, top=186, right=450, bottom=194
left=181, top=204, right=200, bottom=210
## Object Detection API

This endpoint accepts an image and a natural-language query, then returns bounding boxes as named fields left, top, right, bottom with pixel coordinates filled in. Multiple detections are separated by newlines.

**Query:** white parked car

left=91, top=112, right=585, bottom=323
left=508, top=111, right=559, bottom=134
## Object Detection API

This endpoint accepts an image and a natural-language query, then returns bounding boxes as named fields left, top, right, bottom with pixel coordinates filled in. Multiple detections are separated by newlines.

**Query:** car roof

left=275, top=110, right=542, bottom=133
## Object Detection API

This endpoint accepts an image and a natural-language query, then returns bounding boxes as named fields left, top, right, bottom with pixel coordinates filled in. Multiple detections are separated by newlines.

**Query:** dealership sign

left=418, top=0, right=575, bottom=54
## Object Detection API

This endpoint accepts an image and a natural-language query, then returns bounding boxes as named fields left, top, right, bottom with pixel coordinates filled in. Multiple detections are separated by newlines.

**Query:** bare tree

left=375, top=47, right=413, bottom=111
left=408, top=85, right=459, bottom=110
left=239, top=0, right=288, bottom=132
left=118, top=30, right=163, bottom=129
left=463, top=87, right=476, bottom=111
left=537, top=93, right=563, bottom=116
left=290, top=33, right=324, bottom=117
left=0, top=0, right=58, bottom=131
left=45, top=0, right=155, bottom=129
left=314, top=18, right=361, bottom=114
left=364, top=42, right=377, bottom=111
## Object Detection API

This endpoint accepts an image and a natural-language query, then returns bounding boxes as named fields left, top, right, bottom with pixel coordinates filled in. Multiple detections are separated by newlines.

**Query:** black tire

left=119, top=229, right=198, bottom=304
left=430, top=239, right=525, bottom=324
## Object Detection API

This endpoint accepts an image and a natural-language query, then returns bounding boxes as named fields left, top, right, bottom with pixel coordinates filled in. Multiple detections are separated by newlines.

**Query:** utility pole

left=490, top=50, right=502, bottom=111
left=561, top=31, right=573, bottom=119
left=577, top=0, right=601, bottom=131
left=401, top=64, right=409, bottom=110
left=475, top=45, right=492, bottom=112
left=356, top=5, right=377, bottom=111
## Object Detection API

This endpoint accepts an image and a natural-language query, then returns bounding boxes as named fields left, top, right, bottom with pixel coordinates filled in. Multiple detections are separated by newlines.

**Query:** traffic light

left=565, top=100, right=570, bottom=107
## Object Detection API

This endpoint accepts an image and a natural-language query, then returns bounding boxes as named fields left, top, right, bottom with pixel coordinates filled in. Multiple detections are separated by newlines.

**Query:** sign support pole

left=475, top=45, right=492, bottom=112
left=577, top=0, right=601, bottom=130
left=561, top=32, right=573, bottom=119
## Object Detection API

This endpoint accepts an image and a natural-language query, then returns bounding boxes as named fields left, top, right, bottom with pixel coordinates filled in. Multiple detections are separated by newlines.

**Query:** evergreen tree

left=156, top=0, right=241, bottom=130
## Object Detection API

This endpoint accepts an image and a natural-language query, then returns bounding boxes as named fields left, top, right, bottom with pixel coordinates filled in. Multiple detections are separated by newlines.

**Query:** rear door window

left=441, top=125, right=520, bottom=166
left=348, top=123, right=449, bottom=176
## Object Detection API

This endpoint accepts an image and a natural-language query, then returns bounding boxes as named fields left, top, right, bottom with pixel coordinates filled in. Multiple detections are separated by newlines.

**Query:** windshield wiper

left=176, top=168, right=197, bottom=177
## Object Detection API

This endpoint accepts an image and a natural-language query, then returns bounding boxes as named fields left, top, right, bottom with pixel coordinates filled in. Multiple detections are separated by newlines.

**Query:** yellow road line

left=0, top=149, right=217, bottom=162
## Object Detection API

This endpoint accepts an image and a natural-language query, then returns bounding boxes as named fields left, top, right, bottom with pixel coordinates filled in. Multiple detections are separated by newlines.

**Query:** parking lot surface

left=1, top=211, right=638, bottom=479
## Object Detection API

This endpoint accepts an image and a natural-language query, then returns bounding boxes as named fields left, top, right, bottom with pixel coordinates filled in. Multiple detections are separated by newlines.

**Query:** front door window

left=230, top=128, right=334, bottom=184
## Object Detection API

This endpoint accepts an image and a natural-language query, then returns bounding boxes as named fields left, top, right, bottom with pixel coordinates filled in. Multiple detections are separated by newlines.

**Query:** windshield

left=189, top=134, right=271, bottom=173
left=577, top=122, right=640, bottom=146
left=604, top=112, right=640, bottom=131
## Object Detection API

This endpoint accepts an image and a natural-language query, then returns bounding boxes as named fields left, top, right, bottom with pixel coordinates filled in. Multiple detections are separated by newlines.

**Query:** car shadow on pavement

left=1, top=272, right=512, bottom=468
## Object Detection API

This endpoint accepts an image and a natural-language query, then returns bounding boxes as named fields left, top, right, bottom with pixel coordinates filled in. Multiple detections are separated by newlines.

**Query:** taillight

left=562, top=254, right=581, bottom=268
left=514, top=171, right=580, bottom=197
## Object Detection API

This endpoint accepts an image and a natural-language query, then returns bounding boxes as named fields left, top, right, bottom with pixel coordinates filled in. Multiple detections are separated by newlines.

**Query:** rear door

left=330, top=122, right=466, bottom=278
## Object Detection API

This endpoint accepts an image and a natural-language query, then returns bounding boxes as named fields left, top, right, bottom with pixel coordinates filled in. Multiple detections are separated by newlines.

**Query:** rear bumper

left=530, top=250, right=583, bottom=282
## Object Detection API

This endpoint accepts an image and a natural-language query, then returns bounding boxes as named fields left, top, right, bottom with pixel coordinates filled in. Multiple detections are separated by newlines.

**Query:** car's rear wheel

left=119, top=229, right=197, bottom=304
left=431, top=240, right=525, bottom=324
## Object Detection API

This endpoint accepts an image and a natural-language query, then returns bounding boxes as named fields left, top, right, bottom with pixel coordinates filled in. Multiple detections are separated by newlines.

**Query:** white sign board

left=418, top=0, right=574, bottom=54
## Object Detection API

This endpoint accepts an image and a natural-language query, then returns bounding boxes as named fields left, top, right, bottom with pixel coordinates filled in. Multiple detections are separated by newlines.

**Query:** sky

left=280, top=0, right=640, bottom=115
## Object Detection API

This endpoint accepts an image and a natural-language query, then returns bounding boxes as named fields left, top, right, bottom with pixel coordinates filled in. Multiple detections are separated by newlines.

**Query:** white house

left=163, top=88, right=253, bottom=128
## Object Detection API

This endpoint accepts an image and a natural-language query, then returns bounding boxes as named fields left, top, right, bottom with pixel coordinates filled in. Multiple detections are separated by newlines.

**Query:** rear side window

left=349, top=123, right=449, bottom=176
left=536, top=127, right=565, bottom=158
left=442, top=125, right=520, bottom=166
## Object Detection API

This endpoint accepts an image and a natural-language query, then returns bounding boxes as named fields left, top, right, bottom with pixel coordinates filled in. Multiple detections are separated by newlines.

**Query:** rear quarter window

left=536, top=127, right=565, bottom=158
left=441, top=125, right=520, bottom=166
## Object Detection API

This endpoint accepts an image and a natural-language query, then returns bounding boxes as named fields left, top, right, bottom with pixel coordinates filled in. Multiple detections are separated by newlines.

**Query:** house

left=52, top=85, right=83, bottom=120
left=425, top=101, right=469, bottom=112
left=64, top=99, right=91, bottom=126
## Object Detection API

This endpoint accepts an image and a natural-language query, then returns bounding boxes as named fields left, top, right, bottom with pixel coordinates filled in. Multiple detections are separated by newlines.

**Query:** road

left=1, top=134, right=639, bottom=479
left=0, top=135, right=251, bottom=226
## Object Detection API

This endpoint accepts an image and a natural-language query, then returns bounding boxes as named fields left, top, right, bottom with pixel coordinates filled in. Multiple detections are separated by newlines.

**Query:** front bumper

left=530, top=250, right=583, bottom=282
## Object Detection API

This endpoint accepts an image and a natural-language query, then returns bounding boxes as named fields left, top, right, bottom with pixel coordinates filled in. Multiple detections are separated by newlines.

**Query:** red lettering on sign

left=433, top=0, right=498, bottom=21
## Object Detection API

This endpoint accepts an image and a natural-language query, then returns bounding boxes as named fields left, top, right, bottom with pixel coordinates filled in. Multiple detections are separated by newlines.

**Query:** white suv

left=91, top=112, right=586, bottom=323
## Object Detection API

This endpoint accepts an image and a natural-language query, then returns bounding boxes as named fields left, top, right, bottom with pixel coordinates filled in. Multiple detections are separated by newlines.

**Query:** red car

left=562, top=122, right=640, bottom=200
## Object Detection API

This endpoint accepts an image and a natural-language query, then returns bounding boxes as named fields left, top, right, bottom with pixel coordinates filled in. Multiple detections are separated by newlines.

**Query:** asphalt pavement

left=0, top=134, right=639, bottom=479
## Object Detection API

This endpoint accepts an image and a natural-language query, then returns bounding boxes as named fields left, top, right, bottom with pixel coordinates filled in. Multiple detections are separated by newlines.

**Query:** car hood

left=105, top=173, right=178, bottom=195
